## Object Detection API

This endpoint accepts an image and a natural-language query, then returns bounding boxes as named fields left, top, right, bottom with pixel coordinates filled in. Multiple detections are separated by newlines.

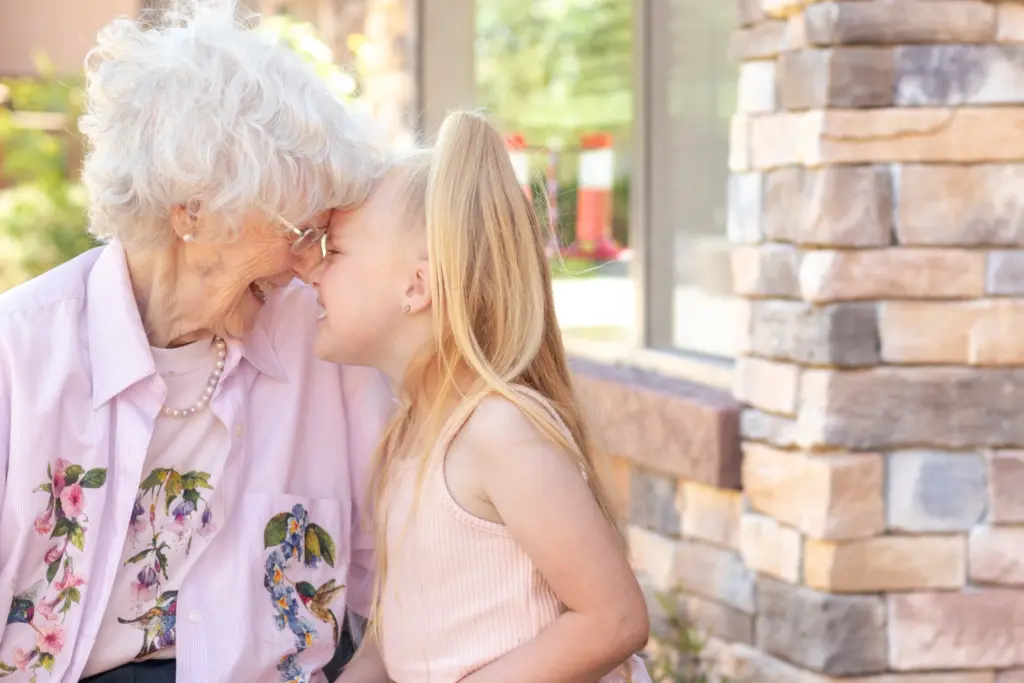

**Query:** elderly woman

left=0, top=3, right=394, bottom=682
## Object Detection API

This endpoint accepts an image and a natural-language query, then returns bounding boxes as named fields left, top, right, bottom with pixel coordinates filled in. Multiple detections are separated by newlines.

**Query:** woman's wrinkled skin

left=127, top=205, right=330, bottom=347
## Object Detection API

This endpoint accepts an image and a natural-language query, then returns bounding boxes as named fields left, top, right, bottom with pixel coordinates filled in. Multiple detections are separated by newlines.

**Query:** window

left=635, top=0, right=738, bottom=359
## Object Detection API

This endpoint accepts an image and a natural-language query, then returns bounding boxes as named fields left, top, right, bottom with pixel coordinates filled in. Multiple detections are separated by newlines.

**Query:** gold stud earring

left=402, top=303, right=411, bottom=313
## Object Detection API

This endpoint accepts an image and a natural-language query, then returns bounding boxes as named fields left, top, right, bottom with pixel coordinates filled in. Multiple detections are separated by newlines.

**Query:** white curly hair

left=79, top=0, right=387, bottom=249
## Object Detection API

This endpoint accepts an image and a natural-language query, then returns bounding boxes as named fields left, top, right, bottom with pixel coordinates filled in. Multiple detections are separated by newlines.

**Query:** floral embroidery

left=0, top=460, right=107, bottom=681
left=118, top=467, right=214, bottom=660
left=262, top=504, right=344, bottom=683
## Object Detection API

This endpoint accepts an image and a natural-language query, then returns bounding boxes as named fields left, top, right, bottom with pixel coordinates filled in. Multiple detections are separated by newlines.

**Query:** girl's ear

left=402, top=258, right=432, bottom=314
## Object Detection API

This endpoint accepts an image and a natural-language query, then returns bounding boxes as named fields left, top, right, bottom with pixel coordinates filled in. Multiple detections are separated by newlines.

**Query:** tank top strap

left=426, top=384, right=577, bottom=466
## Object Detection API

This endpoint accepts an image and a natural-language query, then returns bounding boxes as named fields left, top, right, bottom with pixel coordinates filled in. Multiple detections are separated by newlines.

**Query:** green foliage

left=475, top=0, right=632, bottom=142
left=0, top=56, right=94, bottom=292
left=645, top=587, right=731, bottom=683
left=256, top=14, right=360, bottom=102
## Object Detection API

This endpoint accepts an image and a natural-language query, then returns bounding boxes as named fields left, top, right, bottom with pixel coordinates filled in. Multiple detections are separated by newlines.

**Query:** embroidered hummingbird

left=295, top=579, right=345, bottom=647
left=6, top=580, right=45, bottom=626
left=118, top=590, right=178, bottom=659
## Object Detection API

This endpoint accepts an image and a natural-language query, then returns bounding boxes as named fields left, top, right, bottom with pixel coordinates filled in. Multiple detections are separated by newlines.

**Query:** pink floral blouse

left=0, top=242, right=393, bottom=682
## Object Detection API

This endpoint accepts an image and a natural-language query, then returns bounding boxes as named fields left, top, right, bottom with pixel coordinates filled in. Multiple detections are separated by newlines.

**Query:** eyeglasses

left=278, top=217, right=328, bottom=256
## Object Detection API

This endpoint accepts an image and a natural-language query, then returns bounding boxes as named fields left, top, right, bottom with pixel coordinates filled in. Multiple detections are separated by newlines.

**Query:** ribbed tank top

left=378, top=389, right=649, bottom=683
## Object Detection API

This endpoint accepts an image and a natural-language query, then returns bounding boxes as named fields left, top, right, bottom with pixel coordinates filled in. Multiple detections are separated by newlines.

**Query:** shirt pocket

left=240, top=493, right=349, bottom=683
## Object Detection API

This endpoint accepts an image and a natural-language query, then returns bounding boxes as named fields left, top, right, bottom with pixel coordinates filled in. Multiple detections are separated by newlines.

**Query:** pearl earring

left=183, top=234, right=195, bottom=243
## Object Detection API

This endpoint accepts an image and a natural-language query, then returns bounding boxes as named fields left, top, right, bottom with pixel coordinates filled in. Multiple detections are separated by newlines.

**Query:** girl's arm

left=457, top=398, right=650, bottom=683
left=336, top=631, right=391, bottom=683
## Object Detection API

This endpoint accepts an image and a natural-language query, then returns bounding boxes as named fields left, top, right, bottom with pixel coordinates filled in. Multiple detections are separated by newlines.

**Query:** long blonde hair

left=368, top=111, right=622, bottom=640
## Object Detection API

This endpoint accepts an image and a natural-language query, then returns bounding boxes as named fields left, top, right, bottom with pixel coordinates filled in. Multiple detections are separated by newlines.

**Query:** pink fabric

left=380, top=396, right=650, bottom=683
left=0, top=242, right=393, bottom=682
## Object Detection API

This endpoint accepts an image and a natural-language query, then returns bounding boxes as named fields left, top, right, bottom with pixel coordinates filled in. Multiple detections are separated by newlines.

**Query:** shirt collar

left=87, top=241, right=288, bottom=409
left=239, top=312, right=287, bottom=383
left=87, top=241, right=158, bottom=409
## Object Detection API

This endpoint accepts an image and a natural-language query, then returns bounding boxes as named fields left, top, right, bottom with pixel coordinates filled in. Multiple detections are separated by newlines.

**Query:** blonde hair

left=367, top=111, right=622, bottom=641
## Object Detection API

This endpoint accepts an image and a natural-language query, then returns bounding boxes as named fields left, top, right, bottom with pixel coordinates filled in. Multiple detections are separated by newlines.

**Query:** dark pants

left=78, top=618, right=357, bottom=682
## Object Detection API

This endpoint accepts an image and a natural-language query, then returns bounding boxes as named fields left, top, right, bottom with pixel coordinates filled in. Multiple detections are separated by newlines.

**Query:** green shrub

left=644, top=587, right=731, bottom=683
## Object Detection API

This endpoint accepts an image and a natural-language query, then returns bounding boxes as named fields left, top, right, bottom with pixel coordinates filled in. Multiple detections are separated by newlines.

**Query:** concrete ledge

left=571, top=356, right=743, bottom=489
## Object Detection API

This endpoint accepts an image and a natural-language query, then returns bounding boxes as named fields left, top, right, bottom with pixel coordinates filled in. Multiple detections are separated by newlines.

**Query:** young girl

left=313, top=111, right=651, bottom=683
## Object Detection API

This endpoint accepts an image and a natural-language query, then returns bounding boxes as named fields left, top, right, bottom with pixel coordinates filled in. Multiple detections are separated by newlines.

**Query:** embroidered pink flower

left=54, top=567, right=85, bottom=593
left=59, top=483, right=84, bottom=518
left=12, top=647, right=35, bottom=671
left=34, top=507, right=54, bottom=535
left=35, top=596, right=61, bottom=622
left=52, top=458, right=70, bottom=496
left=35, top=624, right=65, bottom=656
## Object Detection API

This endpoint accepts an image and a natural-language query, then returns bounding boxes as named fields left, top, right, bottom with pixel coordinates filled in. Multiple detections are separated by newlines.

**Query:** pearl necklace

left=159, top=336, right=227, bottom=418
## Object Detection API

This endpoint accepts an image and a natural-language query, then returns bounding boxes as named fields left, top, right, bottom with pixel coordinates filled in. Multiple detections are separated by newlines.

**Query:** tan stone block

left=733, top=356, right=800, bottom=415
left=889, top=590, right=1024, bottom=670
left=999, top=3, right=1024, bottom=43
left=738, top=60, right=777, bottom=114
left=730, top=20, right=788, bottom=61
left=800, top=249, right=986, bottom=303
left=747, top=111, right=820, bottom=169
left=804, top=535, right=966, bottom=593
left=778, top=48, right=895, bottom=110
left=796, top=368, right=1024, bottom=450
left=990, top=450, right=1024, bottom=524
left=970, top=300, right=1024, bottom=365
left=747, top=109, right=1024, bottom=170
left=763, top=165, right=893, bottom=246
left=879, top=302, right=979, bottom=364
left=997, top=671, right=1024, bottom=683
left=627, top=525, right=676, bottom=589
left=804, top=1, right=996, bottom=46
left=728, top=172, right=763, bottom=244
left=740, top=513, right=802, bottom=583
left=970, top=527, right=1024, bottom=587
left=742, top=443, right=885, bottom=540
left=897, top=165, right=1024, bottom=246
left=810, top=108, right=1024, bottom=166
left=678, top=481, right=742, bottom=550
left=731, top=244, right=801, bottom=297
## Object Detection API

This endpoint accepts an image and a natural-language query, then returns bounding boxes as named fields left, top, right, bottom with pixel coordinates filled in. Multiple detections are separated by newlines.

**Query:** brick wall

left=577, top=0, right=1024, bottom=681
left=723, top=0, right=1024, bottom=680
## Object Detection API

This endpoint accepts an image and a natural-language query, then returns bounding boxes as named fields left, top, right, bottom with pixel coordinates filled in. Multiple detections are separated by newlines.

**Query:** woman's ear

left=403, top=258, right=432, bottom=314
left=170, top=197, right=204, bottom=242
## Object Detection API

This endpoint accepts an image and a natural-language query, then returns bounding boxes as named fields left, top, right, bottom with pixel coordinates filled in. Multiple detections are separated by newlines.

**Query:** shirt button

left=188, top=610, right=203, bottom=623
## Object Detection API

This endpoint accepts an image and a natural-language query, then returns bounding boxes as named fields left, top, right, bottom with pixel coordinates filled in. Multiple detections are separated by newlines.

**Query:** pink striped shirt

left=0, top=242, right=392, bottom=682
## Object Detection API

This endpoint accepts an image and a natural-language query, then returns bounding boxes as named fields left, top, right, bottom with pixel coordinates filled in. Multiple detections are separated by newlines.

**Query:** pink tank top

left=378, top=391, right=650, bottom=683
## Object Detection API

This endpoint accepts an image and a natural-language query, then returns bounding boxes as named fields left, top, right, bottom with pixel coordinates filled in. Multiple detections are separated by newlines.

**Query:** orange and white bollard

left=505, top=133, right=531, bottom=201
left=573, top=132, right=620, bottom=261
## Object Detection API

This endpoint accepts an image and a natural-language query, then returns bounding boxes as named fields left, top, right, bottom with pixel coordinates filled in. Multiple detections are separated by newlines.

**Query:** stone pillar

left=728, top=0, right=1024, bottom=680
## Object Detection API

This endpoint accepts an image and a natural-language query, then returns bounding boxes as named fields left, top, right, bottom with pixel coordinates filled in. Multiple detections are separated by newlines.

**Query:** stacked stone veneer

left=705, top=0, right=1024, bottom=680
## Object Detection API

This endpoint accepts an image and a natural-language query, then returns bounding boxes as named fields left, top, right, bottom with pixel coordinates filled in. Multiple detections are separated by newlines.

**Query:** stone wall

left=724, top=0, right=1024, bottom=680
